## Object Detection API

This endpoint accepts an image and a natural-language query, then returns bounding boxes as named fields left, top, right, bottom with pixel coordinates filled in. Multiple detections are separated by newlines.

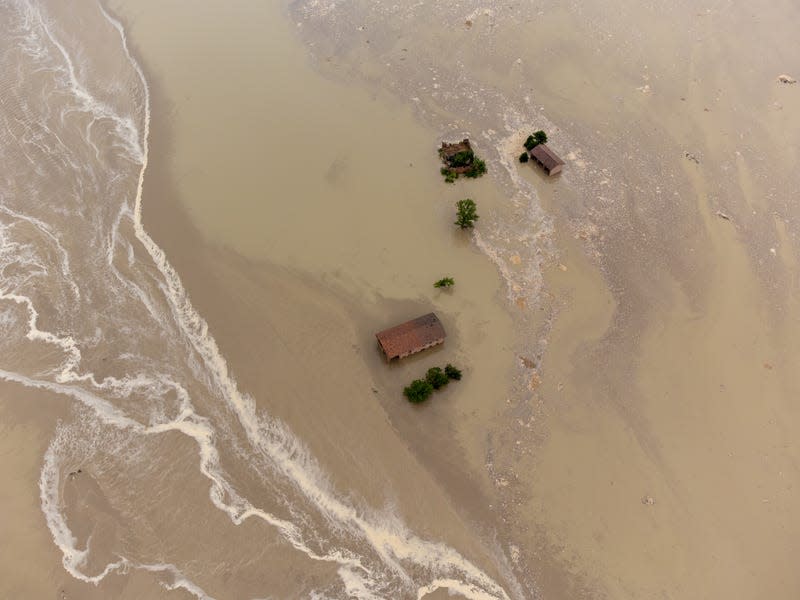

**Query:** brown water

left=2, top=0, right=800, bottom=598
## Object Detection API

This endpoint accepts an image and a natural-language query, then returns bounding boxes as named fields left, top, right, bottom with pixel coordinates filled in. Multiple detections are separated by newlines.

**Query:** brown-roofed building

left=376, top=313, right=446, bottom=361
left=529, top=144, right=565, bottom=176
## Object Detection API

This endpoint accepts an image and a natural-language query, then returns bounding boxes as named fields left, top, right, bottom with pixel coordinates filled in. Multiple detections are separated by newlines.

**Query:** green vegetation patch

left=425, top=367, right=450, bottom=390
left=455, top=198, right=479, bottom=229
left=433, top=277, right=455, bottom=289
left=404, top=379, right=434, bottom=403
left=449, top=149, right=475, bottom=168
left=444, top=363, right=462, bottom=381
left=523, top=130, right=548, bottom=151
left=464, top=157, right=486, bottom=178
left=403, top=363, right=463, bottom=403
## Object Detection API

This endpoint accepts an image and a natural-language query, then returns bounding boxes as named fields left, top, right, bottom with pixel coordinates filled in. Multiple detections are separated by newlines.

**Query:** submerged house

left=375, top=313, right=446, bottom=361
left=529, top=144, right=565, bottom=176
left=439, top=139, right=475, bottom=174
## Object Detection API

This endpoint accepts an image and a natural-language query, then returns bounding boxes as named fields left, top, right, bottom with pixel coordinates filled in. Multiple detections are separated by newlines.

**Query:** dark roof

left=529, top=144, right=565, bottom=173
left=376, top=313, right=446, bottom=360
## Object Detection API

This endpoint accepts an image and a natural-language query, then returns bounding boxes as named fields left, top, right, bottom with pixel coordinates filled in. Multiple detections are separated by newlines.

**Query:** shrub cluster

left=404, top=379, right=434, bottom=403
left=403, top=363, right=463, bottom=403
left=433, top=277, right=455, bottom=289
left=444, top=364, right=462, bottom=380
left=523, top=130, right=548, bottom=151
left=464, top=158, right=486, bottom=178
left=449, top=149, right=475, bottom=168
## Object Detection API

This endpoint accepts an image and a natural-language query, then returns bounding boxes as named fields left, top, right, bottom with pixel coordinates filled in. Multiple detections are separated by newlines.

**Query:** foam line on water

left=0, top=204, right=81, bottom=301
left=0, top=292, right=83, bottom=381
left=39, top=436, right=129, bottom=584
left=20, top=366, right=368, bottom=583
left=29, top=0, right=143, bottom=164
left=138, top=563, right=217, bottom=599
left=40, top=435, right=216, bottom=598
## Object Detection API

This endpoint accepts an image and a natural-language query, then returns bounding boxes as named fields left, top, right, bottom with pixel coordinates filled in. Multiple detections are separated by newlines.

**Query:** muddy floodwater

left=1, top=0, right=800, bottom=598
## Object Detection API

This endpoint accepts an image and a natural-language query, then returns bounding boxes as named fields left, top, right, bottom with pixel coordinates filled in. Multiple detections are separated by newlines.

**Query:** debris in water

left=528, top=372, right=541, bottom=391
left=715, top=211, right=731, bottom=221
left=642, top=495, right=656, bottom=505
left=777, top=74, right=797, bottom=84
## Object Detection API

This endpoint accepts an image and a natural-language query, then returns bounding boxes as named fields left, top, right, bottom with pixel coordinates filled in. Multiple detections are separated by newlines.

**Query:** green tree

left=434, top=277, right=455, bottom=289
left=465, top=158, right=487, bottom=178
left=519, top=152, right=529, bottom=163
left=449, top=149, right=475, bottom=168
left=524, top=130, right=548, bottom=151
left=404, top=379, right=434, bottom=403
left=455, top=198, right=479, bottom=229
left=524, top=135, right=536, bottom=151
left=426, top=367, right=450, bottom=390
left=445, top=364, right=462, bottom=380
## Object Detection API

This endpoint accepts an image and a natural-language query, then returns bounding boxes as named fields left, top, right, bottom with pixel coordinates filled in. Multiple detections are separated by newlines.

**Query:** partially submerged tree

left=425, top=367, right=450, bottom=390
left=444, top=364, right=462, bottom=380
left=519, top=152, right=529, bottom=163
left=404, top=379, right=434, bottom=403
left=455, top=198, right=479, bottom=229
left=464, top=157, right=487, bottom=178
left=434, top=277, right=455, bottom=289
left=449, top=149, right=475, bottom=168
left=404, top=364, right=463, bottom=403
left=524, top=130, right=548, bottom=151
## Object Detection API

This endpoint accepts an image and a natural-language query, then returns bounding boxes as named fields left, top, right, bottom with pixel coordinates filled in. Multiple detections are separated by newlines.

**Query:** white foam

left=0, top=204, right=81, bottom=301
left=138, top=563, right=217, bottom=600
left=39, top=435, right=130, bottom=583
left=39, top=434, right=216, bottom=598
left=28, top=1, right=143, bottom=165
